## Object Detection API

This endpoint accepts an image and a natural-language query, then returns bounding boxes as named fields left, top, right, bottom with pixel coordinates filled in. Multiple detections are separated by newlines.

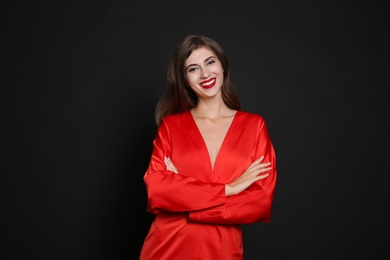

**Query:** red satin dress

left=140, top=110, right=277, bottom=260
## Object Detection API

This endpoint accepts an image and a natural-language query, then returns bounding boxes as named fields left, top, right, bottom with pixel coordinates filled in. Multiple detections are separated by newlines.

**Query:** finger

left=259, top=162, right=272, bottom=168
left=252, top=156, right=264, bottom=165
left=249, top=156, right=268, bottom=169
left=165, top=161, right=173, bottom=170
left=246, top=157, right=263, bottom=170
left=246, top=166, right=272, bottom=178
left=164, top=157, right=174, bottom=167
left=164, top=157, right=178, bottom=174
left=170, top=164, right=178, bottom=174
left=164, top=157, right=169, bottom=166
left=164, top=156, right=170, bottom=165
left=255, top=167, right=272, bottom=176
left=166, top=157, right=176, bottom=170
left=258, top=156, right=268, bottom=162
left=166, top=165, right=173, bottom=171
left=164, top=157, right=173, bottom=169
left=166, top=163, right=178, bottom=174
left=247, top=165, right=269, bottom=175
left=249, top=162, right=271, bottom=172
left=254, top=173, right=270, bottom=181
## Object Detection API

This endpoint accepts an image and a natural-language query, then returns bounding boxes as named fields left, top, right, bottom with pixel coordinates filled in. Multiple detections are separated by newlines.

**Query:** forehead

left=185, top=46, right=216, bottom=65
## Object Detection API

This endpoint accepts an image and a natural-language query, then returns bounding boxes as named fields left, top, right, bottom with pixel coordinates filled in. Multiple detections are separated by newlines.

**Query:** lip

left=199, top=78, right=216, bottom=89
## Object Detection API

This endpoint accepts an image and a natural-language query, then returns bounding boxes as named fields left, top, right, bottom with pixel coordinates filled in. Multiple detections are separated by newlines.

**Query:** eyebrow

left=185, top=56, right=216, bottom=70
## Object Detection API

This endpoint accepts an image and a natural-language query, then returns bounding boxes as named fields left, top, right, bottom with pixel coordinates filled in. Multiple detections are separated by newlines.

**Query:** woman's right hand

left=164, top=156, right=179, bottom=174
left=225, top=156, right=272, bottom=196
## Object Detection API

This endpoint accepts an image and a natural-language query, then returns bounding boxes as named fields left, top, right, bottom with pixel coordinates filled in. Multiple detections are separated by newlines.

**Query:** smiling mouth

left=200, top=78, right=216, bottom=89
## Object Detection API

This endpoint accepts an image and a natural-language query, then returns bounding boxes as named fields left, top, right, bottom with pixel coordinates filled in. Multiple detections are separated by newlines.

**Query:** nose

left=200, top=67, right=210, bottom=78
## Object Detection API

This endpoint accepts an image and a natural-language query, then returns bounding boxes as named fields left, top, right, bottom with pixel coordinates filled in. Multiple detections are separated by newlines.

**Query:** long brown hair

left=155, top=35, right=241, bottom=125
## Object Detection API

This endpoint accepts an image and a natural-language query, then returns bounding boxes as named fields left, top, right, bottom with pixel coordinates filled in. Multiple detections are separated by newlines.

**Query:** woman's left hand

left=164, top=157, right=179, bottom=174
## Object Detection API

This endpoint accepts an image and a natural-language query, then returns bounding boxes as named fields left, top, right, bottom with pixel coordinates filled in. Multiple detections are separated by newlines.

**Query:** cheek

left=215, top=65, right=224, bottom=75
left=186, top=74, right=198, bottom=85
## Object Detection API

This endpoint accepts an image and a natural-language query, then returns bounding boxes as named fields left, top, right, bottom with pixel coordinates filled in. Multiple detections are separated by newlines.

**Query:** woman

left=139, top=35, right=277, bottom=260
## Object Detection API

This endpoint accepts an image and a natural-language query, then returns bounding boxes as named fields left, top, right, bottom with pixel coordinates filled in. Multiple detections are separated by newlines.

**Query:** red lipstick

left=200, top=78, right=216, bottom=89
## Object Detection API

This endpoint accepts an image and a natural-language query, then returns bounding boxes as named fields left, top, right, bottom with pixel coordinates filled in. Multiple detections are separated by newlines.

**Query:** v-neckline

left=188, top=110, right=239, bottom=172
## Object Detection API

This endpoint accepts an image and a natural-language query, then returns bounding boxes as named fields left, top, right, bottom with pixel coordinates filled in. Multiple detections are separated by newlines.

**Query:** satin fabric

left=140, top=110, right=277, bottom=260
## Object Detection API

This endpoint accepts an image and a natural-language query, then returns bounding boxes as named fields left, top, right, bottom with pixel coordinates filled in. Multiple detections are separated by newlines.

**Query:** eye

left=188, top=66, right=198, bottom=73
left=207, top=59, right=216, bottom=66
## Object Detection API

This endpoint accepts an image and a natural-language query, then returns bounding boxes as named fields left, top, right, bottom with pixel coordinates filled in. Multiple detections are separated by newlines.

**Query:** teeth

left=201, top=79, right=215, bottom=86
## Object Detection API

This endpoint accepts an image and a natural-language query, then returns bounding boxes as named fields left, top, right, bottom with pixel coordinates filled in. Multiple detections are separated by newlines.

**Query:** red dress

left=140, top=110, right=277, bottom=260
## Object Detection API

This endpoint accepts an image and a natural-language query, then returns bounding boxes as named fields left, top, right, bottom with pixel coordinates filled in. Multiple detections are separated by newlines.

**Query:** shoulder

left=161, top=111, right=189, bottom=124
left=236, top=111, right=272, bottom=142
left=236, top=110, right=265, bottom=124
left=235, top=110, right=269, bottom=135
left=159, top=111, right=191, bottom=132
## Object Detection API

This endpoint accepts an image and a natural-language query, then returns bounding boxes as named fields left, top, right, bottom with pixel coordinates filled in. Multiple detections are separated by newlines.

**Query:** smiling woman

left=139, top=35, right=277, bottom=260
left=185, top=47, right=222, bottom=96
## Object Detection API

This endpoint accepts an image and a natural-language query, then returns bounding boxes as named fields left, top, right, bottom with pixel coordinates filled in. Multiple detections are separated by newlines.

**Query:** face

left=184, top=46, right=224, bottom=99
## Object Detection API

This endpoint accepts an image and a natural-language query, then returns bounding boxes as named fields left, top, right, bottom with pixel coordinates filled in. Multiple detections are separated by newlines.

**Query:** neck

left=192, top=98, right=234, bottom=119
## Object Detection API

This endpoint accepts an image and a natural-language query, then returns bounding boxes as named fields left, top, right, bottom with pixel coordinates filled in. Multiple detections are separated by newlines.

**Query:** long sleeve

left=144, top=117, right=226, bottom=214
left=188, top=117, right=277, bottom=224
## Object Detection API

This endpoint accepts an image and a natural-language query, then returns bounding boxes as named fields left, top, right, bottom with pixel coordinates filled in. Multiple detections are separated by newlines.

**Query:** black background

left=3, top=1, right=389, bottom=259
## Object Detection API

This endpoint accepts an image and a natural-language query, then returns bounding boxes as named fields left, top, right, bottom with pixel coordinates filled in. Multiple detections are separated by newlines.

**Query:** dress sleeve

left=188, top=117, right=277, bottom=224
left=143, top=118, right=226, bottom=214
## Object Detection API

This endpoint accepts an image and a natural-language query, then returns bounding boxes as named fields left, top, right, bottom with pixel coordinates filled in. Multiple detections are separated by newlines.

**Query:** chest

left=170, top=115, right=256, bottom=183
left=195, top=118, right=232, bottom=166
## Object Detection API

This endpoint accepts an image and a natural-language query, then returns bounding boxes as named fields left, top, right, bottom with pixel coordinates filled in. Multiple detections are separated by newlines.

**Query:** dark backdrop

left=3, top=1, right=389, bottom=259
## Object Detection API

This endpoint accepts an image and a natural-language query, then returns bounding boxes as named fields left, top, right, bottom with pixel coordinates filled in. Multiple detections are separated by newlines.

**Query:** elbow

left=251, top=203, right=273, bottom=223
